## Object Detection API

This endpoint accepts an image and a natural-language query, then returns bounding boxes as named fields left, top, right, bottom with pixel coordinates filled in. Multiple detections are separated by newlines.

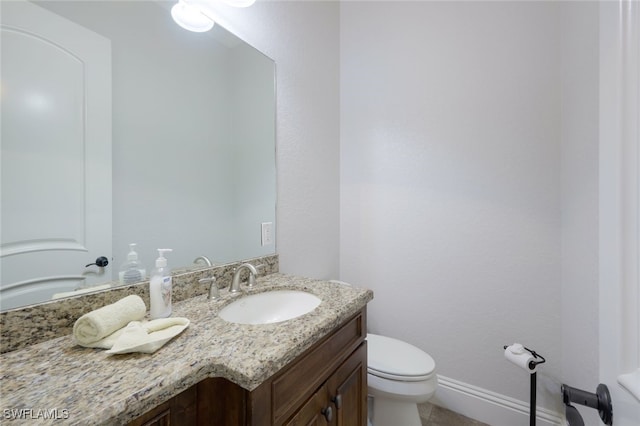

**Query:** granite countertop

left=0, top=273, right=373, bottom=425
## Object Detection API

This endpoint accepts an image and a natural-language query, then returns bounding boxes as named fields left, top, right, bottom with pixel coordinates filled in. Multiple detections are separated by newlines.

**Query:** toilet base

left=371, top=397, right=421, bottom=426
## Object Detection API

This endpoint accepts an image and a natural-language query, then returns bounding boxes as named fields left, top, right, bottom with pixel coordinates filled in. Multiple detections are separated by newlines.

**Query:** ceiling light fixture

left=171, top=0, right=214, bottom=33
left=222, top=0, right=257, bottom=7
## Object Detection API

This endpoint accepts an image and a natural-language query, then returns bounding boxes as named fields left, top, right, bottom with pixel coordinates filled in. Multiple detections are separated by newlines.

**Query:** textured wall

left=340, top=1, right=564, bottom=412
left=559, top=2, right=600, bottom=425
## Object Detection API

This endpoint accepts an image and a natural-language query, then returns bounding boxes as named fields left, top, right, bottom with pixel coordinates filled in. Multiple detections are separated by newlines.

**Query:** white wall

left=340, top=0, right=565, bottom=414
left=599, top=1, right=640, bottom=424
left=559, top=2, right=600, bottom=425
left=200, top=0, right=341, bottom=279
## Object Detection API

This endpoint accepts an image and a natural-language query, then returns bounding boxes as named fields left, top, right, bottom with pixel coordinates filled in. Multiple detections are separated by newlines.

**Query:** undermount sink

left=218, top=290, right=321, bottom=325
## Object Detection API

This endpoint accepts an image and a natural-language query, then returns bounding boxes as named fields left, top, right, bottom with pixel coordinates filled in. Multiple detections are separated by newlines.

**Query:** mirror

left=0, top=0, right=276, bottom=311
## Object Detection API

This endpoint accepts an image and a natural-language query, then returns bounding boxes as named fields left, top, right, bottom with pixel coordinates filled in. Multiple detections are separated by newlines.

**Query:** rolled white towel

left=73, top=295, right=146, bottom=347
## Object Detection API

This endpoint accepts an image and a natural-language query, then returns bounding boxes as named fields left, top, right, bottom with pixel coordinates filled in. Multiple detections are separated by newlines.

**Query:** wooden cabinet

left=327, top=343, right=367, bottom=426
left=129, top=308, right=367, bottom=426
left=285, top=343, right=367, bottom=426
left=285, top=386, right=328, bottom=425
left=128, top=385, right=197, bottom=426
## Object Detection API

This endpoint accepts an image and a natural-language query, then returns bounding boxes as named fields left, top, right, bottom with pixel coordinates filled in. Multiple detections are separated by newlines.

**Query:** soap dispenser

left=118, top=243, right=146, bottom=285
left=150, top=248, right=173, bottom=319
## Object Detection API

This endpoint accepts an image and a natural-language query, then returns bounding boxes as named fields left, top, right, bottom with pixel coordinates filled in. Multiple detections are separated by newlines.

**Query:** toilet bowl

left=367, top=333, right=437, bottom=426
left=327, top=281, right=437, bottom=425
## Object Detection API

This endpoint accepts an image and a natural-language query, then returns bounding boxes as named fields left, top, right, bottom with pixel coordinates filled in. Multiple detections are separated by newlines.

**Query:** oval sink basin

left=219, top=290, right=321, bottom=325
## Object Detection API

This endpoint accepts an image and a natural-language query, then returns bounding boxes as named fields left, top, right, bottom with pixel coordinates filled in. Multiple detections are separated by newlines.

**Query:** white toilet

left=367, top=333, right=437, bottom=426
left=328, top=280, right=437, bottom=425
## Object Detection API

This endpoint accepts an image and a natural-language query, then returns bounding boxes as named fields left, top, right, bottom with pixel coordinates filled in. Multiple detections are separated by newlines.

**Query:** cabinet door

left=285, top=386, right=330, bottom=426
left=328, top=342, right=367, bottom=426
left=269, top=311, right=365, bottom=425
left=128, top=386, right=197, bottom=426
left=134, top=409, right=170, bottom=426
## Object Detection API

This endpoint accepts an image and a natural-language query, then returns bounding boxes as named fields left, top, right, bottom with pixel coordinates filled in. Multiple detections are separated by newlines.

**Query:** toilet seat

left=367, top=333, right=436, bottom=382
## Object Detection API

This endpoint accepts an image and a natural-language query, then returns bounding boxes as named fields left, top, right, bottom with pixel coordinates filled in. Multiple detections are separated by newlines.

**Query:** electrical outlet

left=261, top=222, right=273, bottom=246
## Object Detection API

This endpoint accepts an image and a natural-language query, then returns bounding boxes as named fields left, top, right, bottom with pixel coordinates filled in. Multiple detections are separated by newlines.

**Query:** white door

left=0, top=0, right=112, bottom=310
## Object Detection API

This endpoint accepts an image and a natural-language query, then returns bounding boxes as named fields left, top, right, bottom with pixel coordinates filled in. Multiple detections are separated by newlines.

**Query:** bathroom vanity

left=0, top=274, right=372, bottom=425
left=130, top=309, right=366, bottom=425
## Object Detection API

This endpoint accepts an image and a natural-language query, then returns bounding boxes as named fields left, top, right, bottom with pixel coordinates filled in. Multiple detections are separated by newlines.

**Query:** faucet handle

left=199, top=277, right=219, bottom=300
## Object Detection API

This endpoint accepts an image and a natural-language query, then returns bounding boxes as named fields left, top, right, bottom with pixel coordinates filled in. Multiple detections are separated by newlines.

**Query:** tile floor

left=418, top=403, right=490, bottom=426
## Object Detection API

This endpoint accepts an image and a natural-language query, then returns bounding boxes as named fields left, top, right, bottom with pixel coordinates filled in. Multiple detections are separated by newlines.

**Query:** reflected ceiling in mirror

left=0, top=0, right=276, bottom=311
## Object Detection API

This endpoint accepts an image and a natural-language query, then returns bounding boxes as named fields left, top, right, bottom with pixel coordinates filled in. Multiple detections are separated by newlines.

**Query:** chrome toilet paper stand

left=503, top=344, right=546, bottom=426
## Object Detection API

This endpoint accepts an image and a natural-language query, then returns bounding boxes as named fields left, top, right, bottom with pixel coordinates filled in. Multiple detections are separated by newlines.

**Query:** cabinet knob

left=321, top=406, right=333, bottom=422
left=331, top=394, right=342, bottom=409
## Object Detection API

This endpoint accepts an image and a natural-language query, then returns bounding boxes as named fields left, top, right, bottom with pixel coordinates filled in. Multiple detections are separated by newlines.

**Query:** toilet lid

left=367, top=333, right=436, bottom=382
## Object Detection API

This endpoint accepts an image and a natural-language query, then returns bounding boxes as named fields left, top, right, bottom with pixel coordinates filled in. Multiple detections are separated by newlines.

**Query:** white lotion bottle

left=150, top=248, right=173, bottom=319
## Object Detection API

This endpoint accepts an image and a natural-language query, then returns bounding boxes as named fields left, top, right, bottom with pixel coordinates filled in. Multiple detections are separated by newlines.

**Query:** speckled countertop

left=0, top=274, right=373, bottom=425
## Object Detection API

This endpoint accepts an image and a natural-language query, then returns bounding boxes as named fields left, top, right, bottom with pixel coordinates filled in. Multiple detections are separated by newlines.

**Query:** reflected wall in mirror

left=0, top=0, right=276, bottom=311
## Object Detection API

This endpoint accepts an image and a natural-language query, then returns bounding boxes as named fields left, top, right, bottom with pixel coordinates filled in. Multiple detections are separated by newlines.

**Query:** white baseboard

left=430, top=375, right=566, bottom=426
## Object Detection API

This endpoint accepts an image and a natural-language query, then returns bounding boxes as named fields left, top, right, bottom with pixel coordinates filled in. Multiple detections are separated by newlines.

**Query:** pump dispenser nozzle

left=127, top=243, right=139, bottom=260
left=155, top=249, right=173, bottom=267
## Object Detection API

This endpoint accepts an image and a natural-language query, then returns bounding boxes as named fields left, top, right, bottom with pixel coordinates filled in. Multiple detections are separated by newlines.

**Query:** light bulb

left=223, top=0, right=256, bottom=7
left=171, top=0, right=214, bottom=33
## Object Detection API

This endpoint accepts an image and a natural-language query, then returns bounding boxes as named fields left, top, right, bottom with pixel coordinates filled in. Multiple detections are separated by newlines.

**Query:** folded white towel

left=106, top=317, right=190, bottom=354
left=73, top=295, right=146, bottom=347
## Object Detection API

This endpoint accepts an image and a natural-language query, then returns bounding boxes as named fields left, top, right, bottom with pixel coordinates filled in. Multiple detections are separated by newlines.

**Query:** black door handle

left=85, top=256, right=109, bottom=268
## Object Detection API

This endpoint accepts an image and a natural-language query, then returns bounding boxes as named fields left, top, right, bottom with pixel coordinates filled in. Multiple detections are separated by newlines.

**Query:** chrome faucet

left=230, top=263, right=258, bottom=293
left=193, top=256, right=213, bottom=267
left=199, top=276, right=219, bottom=300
